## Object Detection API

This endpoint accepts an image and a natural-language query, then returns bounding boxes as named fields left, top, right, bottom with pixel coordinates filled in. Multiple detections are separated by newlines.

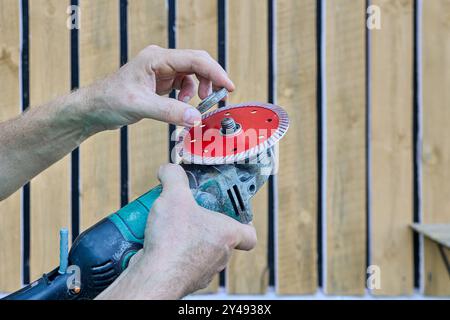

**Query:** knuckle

left=248, top=232, right=258, bottom=250
left=217, top=229, right=236, bottom=250
left=139, top=45, right=162, bottom=60
left=167, top=163, right=182, bottom=174
left=191, top=50, right=210, bottom=63
left=223, top=243, right=232, bottom=257
left=158, top=163, right=168, bottom=175
left=198, top=50, right=210, bottom=58
left=146, top=44, right=161, bottom=51
left=158, top=163, right=178, bottom=176
left=172, top=163, right=185, bottom=175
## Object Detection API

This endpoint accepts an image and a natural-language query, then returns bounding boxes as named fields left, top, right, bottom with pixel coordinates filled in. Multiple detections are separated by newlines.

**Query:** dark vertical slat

left=120, top=0, right=129, bottom=206
left=21, top=0, right=30, bottom=285
left=168, top=0, right=177, bottom=158
left=70, top=0, right=80, bottom=242
left=218, top=0, right=227, bottom=71
left=365, top=0, right=370, bottom=279
left=218, top=0, right=227, bottom=104
left=267, top=0, right=275, bottom=288
left=316, top=0, right=323, bottom=289
left=218, top=0, right=226, bottom=287
left=412, top=0, right=420, bottom=289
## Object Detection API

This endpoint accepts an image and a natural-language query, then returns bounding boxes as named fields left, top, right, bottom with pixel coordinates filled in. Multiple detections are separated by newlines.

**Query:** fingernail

left=182, top=96, right=191, bottom=103
left=183, top=108, right=201, bottom=126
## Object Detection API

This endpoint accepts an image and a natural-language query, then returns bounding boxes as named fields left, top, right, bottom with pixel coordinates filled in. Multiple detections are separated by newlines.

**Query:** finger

left=233, top=224, right=257, bottom=251
left=157, top=164, right=191, bottom=196
left=165, top=49, right=235, bottom=92
left=197, top=76, right=213, bottom=100
left=177, top=75, right=197, bottom=103
left=144, top=94, right=201, bottom=126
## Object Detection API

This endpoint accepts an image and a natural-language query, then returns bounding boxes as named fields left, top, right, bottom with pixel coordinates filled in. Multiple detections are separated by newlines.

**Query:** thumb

left=157, top=164, right=191, bottom=196
left=146, top=94, right=202, bottom=126
left=233, top=223, right=257, bottom=251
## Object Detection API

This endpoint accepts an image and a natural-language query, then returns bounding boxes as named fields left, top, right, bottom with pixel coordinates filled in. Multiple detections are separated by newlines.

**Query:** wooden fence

left=0, top=0, right=449, bottom=297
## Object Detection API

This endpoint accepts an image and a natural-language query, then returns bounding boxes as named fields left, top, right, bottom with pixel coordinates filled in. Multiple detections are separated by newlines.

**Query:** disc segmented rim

left=176, top=102, right=289, bottom=165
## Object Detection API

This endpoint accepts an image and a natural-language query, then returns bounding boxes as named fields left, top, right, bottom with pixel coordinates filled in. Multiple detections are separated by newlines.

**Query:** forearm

left=0, top=87, right=98, bottom=200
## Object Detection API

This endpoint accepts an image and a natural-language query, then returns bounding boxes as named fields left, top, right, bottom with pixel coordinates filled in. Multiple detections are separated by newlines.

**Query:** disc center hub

left=220, top=117, right=242, bottom=136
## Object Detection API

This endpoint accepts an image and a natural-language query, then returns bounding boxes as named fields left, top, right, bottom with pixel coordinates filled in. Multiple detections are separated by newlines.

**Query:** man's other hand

left=82, top=46, right=235, bottom=131
left=97, top=164, right=256, bottom=300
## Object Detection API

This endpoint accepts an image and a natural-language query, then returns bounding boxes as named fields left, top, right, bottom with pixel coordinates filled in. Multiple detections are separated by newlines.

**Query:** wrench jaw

left=197, top=88, right=229, bottom=114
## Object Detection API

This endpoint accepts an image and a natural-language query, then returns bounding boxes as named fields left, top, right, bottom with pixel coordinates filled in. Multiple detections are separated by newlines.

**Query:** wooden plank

left=29, top=0, right=71, bottom=281
left=79, top=0, right=120, bottom=230
left=276, top=0, right=318, bottom=294
left=325, top=0, right=366, bottom=295
left=422, top=0, right=450, bottom=296
left=128, top=2, right=168, bottom=198
left=0, top=0, right=21, bottom=292
left=177, top=0, right=219, bottom=294
left=227, top=0, right=268, bottom=294
left=370, top=0, right=414, bottom=296
left=178, top=0, right=218, bottom=106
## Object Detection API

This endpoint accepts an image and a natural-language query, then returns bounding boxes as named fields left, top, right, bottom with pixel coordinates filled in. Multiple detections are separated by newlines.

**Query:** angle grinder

left=4, top=89, right=289, bottom=300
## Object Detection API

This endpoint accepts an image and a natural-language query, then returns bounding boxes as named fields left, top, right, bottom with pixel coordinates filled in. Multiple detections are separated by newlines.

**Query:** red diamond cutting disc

left=176, top=102, right=289, bottom=165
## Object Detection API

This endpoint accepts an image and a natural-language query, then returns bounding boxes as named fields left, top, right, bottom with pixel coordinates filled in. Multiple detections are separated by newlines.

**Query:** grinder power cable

left=4, top=89, right=289, bottom=300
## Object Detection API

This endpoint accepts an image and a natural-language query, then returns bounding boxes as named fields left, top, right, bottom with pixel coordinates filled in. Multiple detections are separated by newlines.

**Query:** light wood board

left=227, top=0, right=269, bottom=294
left=29, top=0, right=71, bottom=281
left=276, top=0, right=318, bottom=295
left=370, top=0, right=414, bottom=296
left=177, top=0, right=219, bottom=294
left=79, top=0, right=120, bottom=230
left=128, top=1, right=168, bottom=199
left=325, top=0, right=366, bottom=295
left=0, top=0, right=22, bottom=292
left=422, top=0, right=450, bottom=296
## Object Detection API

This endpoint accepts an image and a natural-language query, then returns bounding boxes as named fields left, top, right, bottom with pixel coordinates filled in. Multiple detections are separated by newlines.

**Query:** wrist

left=134, top=254, right=188, bottom=300
left=96, top=251, right=188, bottom=300
left=69, top=84, right=107, bottom=137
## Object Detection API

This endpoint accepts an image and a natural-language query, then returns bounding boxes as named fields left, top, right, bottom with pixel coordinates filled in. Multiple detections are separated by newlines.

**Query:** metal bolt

left=221, top=117, right=238, bottom=134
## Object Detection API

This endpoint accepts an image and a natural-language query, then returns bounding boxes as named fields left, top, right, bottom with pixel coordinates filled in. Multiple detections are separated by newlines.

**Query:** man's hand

left=0, top=46, right=234, bottom=200
left=82, top=45, right=235, bottom=131
left=97, top=164, right=257, bottom=300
